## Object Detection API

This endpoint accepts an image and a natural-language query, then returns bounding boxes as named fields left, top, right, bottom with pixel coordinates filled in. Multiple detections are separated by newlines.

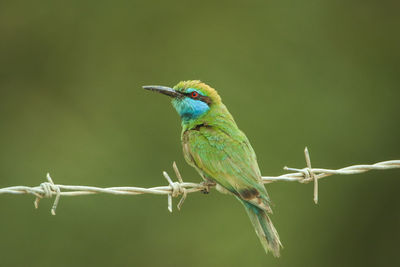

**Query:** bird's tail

left=241, top=200, right=282, bottom=257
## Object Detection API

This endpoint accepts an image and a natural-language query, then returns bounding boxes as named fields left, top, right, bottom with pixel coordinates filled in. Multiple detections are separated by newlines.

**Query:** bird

left=143, top=80, right=282, bottom=256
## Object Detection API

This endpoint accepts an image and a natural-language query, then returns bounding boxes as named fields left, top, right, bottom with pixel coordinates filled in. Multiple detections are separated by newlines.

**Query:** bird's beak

left=142, top=85, right=182, bottom=98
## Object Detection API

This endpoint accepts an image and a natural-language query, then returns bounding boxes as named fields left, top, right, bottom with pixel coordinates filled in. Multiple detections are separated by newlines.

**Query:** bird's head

left=143, top=80, right=222, bottom=122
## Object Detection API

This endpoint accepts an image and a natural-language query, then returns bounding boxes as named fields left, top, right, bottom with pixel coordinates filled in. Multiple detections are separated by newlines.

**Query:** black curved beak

left=142, top=85, right=182, bottom=98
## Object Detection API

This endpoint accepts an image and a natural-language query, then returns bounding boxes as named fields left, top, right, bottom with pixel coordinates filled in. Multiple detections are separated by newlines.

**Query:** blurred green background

left=0, top=0, right=399, bottom=266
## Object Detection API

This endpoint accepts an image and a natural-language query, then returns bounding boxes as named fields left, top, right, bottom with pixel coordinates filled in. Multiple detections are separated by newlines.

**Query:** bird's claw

left=200, top=181, right=216, bottom=194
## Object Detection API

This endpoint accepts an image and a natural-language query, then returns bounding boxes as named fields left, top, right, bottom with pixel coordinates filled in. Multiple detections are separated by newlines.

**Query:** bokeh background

left=0, top=0, right=399, bottom=266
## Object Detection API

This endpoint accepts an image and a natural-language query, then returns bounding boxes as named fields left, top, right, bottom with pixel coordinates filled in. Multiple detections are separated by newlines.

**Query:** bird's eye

left=191, top=91, right=199, bottom=98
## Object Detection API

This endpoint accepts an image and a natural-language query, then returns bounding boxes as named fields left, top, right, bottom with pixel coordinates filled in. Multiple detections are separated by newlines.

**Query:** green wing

left=182, top=125, right=271, bottom=211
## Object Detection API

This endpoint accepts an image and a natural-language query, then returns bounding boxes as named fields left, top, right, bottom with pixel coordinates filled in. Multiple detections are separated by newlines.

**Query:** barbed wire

left=0, top=147, right=399, bottom=215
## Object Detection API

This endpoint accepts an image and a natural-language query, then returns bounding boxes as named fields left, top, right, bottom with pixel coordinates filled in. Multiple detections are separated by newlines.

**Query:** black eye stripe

left=182, top=92, right=212, bottom=105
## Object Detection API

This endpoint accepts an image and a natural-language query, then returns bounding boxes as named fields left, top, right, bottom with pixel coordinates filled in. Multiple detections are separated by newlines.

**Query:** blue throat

left=172, top=97, right=210, bottom=122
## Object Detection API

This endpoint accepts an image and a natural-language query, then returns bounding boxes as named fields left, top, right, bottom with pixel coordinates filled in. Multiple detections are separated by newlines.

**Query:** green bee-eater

left=143, top=80, right=282, bottom=256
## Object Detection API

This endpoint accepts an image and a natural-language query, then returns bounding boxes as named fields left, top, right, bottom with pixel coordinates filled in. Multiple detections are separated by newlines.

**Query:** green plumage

left=144, top=80, right=282, bottom=256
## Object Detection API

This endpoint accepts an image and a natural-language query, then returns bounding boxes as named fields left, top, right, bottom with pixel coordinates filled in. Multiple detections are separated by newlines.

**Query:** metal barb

left=47, top=173, right=61, bottom=215
left=33, top=173, right=61, bottom=215
left=173, top=162, right=187, bottom=210
left=162, top=163, right=188, bottom=212
left=304, top=147, right=318, bottom=204
left=162, top=171, right=174, bottom=212
left=173, top=162, right=183, bottom=183
left=283, top=147, right=319, bottom=204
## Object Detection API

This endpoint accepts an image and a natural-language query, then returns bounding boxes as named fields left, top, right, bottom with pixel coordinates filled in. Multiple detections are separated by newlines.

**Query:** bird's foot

left=200, top=181, right=216, bottom=194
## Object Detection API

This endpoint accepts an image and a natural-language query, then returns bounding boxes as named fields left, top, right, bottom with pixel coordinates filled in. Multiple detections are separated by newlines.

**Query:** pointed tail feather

left=242, top=200, right=282, bottom=257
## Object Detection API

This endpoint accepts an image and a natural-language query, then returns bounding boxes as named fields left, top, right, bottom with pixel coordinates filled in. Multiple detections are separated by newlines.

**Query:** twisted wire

left=1, top=148, right=399, bottom=215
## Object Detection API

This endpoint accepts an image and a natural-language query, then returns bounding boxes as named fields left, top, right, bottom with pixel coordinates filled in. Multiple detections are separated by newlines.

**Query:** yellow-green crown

left=173, top=80, right=221, bottom=103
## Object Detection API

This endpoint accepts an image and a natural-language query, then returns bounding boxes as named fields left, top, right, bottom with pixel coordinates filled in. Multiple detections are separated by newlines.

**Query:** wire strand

left=1, top=147, right=399, bottom=215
